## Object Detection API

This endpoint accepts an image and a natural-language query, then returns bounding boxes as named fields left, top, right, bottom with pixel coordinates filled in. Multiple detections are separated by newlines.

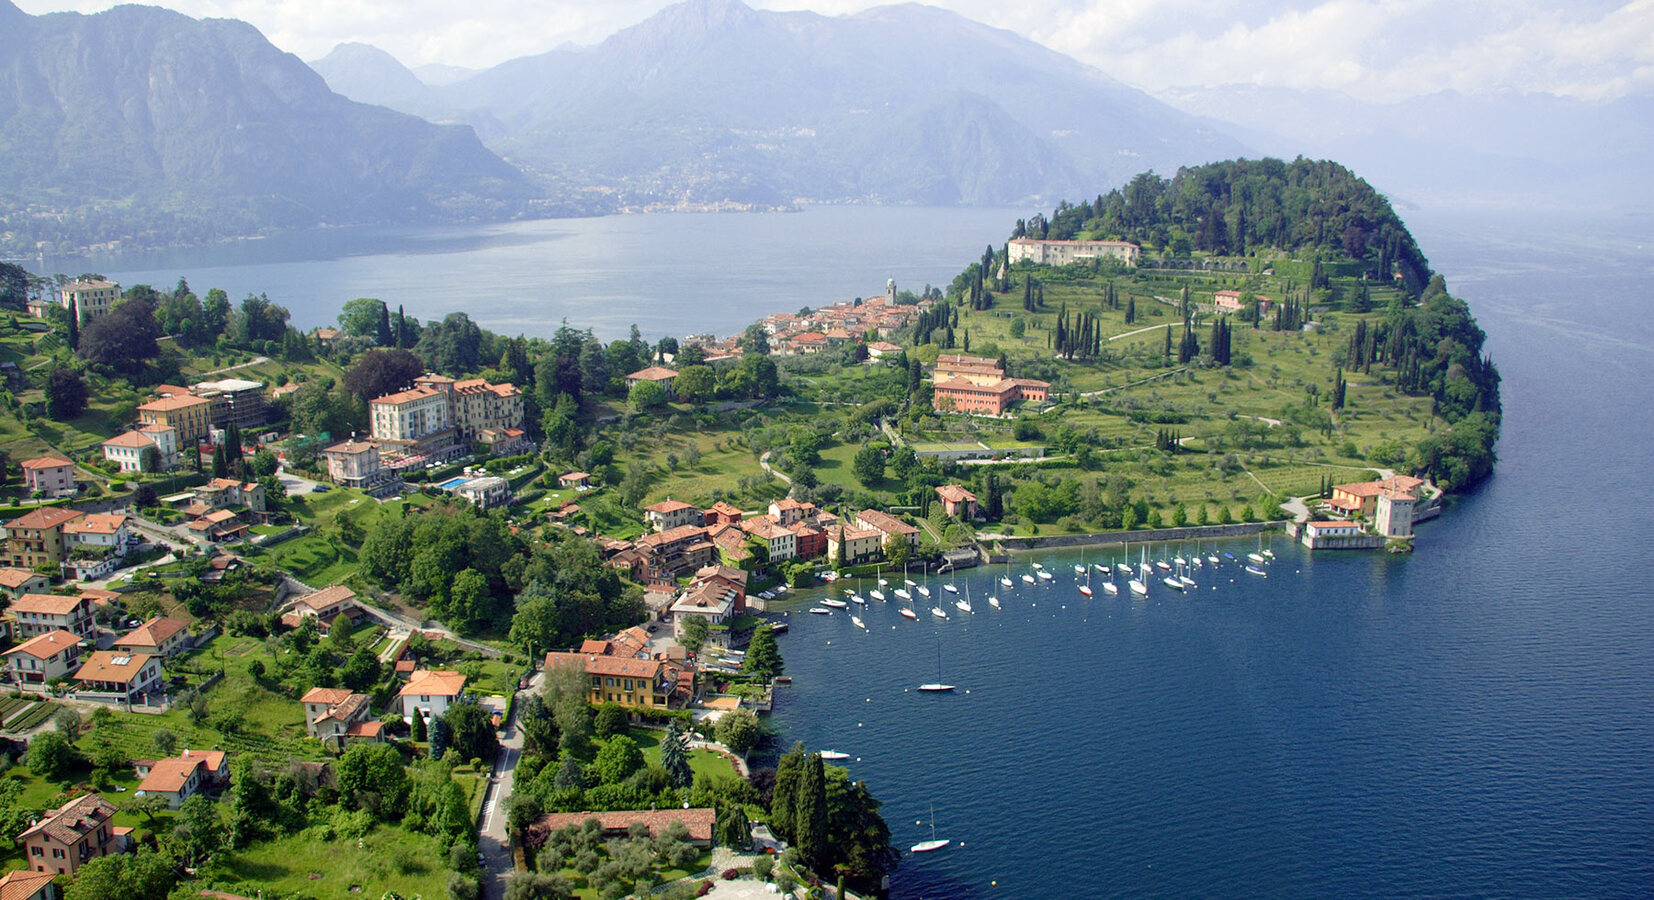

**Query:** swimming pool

left=437, top=477, right=469, bottom=490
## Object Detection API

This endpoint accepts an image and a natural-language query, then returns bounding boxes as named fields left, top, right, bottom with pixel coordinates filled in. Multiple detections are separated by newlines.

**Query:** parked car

left=312, top=484, right=331, bottom=493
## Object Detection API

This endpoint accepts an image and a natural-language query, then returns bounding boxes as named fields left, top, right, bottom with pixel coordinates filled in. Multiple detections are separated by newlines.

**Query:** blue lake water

left=43, top=206, right=1019, bottom=342
left=44, top=204, right=1654, bottom=896
left=763, top=209, right=1654, bottom=897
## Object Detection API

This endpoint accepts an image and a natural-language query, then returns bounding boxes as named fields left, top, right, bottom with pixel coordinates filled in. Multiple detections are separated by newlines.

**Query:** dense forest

left=1014, top=157, right=1433, bottom=294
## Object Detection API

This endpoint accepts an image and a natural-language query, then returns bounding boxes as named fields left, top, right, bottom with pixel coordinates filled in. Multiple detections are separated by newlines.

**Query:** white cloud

left=13, top=0, right=1651, bottom=100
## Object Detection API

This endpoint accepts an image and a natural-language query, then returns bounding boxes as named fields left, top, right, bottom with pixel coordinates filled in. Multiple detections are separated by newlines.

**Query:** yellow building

left=2, top=507, right=86, bottom=570
left=137, top=394, right=212, bottom=446
left=60, top=279, right=121, bottom=321
left=544, top=651, right=680, bottom=710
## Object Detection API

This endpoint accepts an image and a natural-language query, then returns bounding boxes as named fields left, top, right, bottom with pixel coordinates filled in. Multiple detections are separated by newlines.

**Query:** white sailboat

left=918, top=641, right=954, bottom=692
left=988, top=592, right=1001, bottom=608
left=955, top=583, right=973, bottom=613
left=1129, top=549, right=1150, bottom=596
left=820, top=750, right=850, bottom=760
left=869, top=587, right=887, bottom=602
left=930, top=602, right=948, bottom=619
left=822, top=597, right=848, bottom=609
left=900, top=606, right=918, bottom=620
left=911, top=804, right=950, bottom=853
left=851, top=614, right=866, bottom=630
left=1021, top=571, right=1036, bottom=584
left=1116, top=542, right=1133, bottom=575
left=877, top=565, right=888, bottom=587
left=1000, top=557, right=1014, bottom=589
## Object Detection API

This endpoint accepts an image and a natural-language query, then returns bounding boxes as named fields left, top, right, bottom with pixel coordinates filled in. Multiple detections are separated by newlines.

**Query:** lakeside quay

left=982, top=521, right=1284, bottom=553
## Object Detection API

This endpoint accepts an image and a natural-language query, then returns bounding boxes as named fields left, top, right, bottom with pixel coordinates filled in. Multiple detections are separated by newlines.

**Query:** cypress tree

left=67, top=299, right=79, bottom=350
left=794, top=753, right=829, bottom=873
left=375, top=301, right=393, bottom=346
left=771, top=742, right=806, bottom=841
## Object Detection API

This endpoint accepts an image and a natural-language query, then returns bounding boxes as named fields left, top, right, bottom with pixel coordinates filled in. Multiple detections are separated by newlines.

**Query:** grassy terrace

left=209, top=826, right=451, bottom=900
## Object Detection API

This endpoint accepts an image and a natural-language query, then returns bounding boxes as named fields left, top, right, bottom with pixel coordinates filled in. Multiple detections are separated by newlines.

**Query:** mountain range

left=0, top=0, right=540, bottom=254
left=311, top=0, right=1245, bottom=208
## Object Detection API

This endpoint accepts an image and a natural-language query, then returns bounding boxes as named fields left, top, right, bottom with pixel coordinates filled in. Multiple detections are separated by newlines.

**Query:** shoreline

left=984, top=521, right=1285, bottom=553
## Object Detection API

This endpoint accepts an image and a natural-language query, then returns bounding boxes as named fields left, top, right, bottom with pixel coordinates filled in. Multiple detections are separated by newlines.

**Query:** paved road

left=479, top=670, right=542, bottom=900
left=758, top=451, right=792, bottom=485
left=275, top=466, right=324, bottom=496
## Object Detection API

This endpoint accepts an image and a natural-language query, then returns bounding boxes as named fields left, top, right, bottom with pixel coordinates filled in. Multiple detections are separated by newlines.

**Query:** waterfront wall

left=989, top=521, right=1284, bottom=551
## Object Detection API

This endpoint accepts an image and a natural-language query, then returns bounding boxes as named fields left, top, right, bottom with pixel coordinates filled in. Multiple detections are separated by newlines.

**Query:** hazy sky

left=15, top=0, right=1652, bottom=102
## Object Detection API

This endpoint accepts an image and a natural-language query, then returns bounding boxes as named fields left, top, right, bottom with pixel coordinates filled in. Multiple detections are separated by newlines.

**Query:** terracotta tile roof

left=545, top=651, right=663, bottom=681
left=137, top=394, right=210, bottom=412
left=114, top=617, right=190, bottom=650
left=0, top=568, right=44, bottom=589
left=579, top=639, right=612, bottom=654
left=103, top=431, right=157, bottom=449
left=399, top=669, right=467, bottom=698
left=371, top=386, right=443, bottom=406
left=344, top=720, right=384, bottom=738
left=640, top=524, right=707, bottom=547
left=178, top=749, right=226, bottom=772
left=64, top=513, right=127, bottom=535
left=18, top=793, right=117, bottom=845
left=137, top=756, right=204, bottom=794
left=19, top=456, right=72, bottom=470
left=5, top=507, right=86, bottom=531
left=301, top=687, right=356, bottom=705
left=0, top=869, right=57, bottom=900
left=936, top=484, right=977, bottom=503
left=626, top=366, right=680, bottom=382
left=533, top=808, right=715, bottom=843
left=644, top=499, right=698, bottom=514
left=856, top=509, right=919, bottom=536
left=11, top=593, right=87, bottom=616
left=296, top=584, right=357, bottom=613
left=325, top=439, right=376, bottom=454
left=74, top=650, right=158, bottom=686
left=4, top=629, right=81, bottom=660
left=1306, top=520, right=1358, bottom=529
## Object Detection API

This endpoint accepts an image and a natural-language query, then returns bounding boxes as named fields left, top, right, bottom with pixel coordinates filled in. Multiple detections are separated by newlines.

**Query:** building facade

left=1008, top=238, right=1140, bottom=267
left=3, top=508, right=87, bottom=571
left=59, top=280, right=121, bottom=321
left=18, top=794, right=129, bottom=876
left=19, top=458, right=76, bottom=498
left=137, top=394, right=212, bottom=446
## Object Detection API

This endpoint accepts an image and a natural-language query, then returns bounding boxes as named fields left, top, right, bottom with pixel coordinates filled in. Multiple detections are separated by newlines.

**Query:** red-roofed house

left=0, top=568, right=49, bottom=602
left=113, top=617, right=193, bottom=658
left=624, top=367, right=679, bottom=398
left=19, top=458, right=75, bottom=499
left=935, top=484, right=979, bottom=520
left=74, top=651, right=163, bottom=703
left=643, top=499, right=703, bottom=532
left=17, top=793, right=130, bottom=875
left=3, top=507, right=86, bottom=570
left=855, top=510, right=919, bottom=550
left=3, top=630, right=82, bottom=685
left=9, top=593, right=94, bottom=639
left=398, top=670, right=467, bottom=720
left=133, top=754, right=215, bottom=808
left=544, top=652, right=682, bottom=710
left=530, top=808, right=714, bottom=848
left=0, top=869, right=57, bottom=900
left=301, top=687, right=374, bottom=740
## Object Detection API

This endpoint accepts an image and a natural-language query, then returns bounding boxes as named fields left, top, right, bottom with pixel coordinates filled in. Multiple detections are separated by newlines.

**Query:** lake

left=44, top=204, right=1654, bottom=896
left=760, top=208, right=1654, bottom=897
left=42, top=206, right=1020, bottom=341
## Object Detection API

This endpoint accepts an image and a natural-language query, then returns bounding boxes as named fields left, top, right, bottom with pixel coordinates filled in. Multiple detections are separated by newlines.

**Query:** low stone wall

left=990, top=521, right=1284, bottom=551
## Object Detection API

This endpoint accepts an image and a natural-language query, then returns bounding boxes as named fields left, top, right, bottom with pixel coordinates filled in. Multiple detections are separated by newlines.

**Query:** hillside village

left=0, top=160, right=1501, bottom=900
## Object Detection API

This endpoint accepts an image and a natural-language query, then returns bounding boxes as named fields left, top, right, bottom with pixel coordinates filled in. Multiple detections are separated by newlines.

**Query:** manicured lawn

left=629, top=727, right=740, bottom=783
left=210, top=825, right=450, bottom=900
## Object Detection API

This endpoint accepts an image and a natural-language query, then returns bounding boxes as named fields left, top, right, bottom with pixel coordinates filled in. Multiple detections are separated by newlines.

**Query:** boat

left=1073, top=549, right=1087, bottom=575
left=930, top=605, right=948, bottom=619
left=1079, top=566, right=1093, bottom=598
left=899, top=606, right=918, bottom=620
left=917, top=642, right=955, bottom=692
left=955, top=584, right=973, bottom=613
left=1155, top=559, right=1172, bottom=572
left=759, top=591, right=775, bottom=600
left=851, top=615, right=866, bottom=630
left=1031, top=562, right=1044, bottom=570
left=774, top=585, right=788, bottom=595
left=1248, top=552, right=1267, bottom=564
left=1001, top=557, right=1014, bottom=588
left=877, top=566, right=888, bottom=587
left=869, top=589, right=887, bottom=602
left=1174, top=554, right=1187, bottom=568
left=849, top=595, right=866, bottom=605
left=988, top=594, right=1001, bottom=609
left=1208, top=554, right=1219, bottom=566
left=808, top=607, right=831, bottom=615
left=822, top=598, right=848, bottom=609
left=1129, top=549, right=1150, bottom=596
left=1021, top=573, right=1036, bottom=584
left=917, top=583, right=931, bottom=598
left=895, top=588, right=912, bottom=601
left=769, top=623, right=789, bottom=634
left=820, top=750, right=850, bottom=760
left=1101, top=580, right=1119, bottom=595
left=1261, top=535, right=1275, bottom=559
left=1245, top=565, right=1268, bottom=577
left=843, top=588, right=856, bottom=597
left=1224, top=551, right=1236, bottom=560
left=1094, top=563, right=1109, bottom=573
left=943, top=582, right=958, bottom=594
left=1178, top=574, right=1197, bottom=588
left=911, top=804, right=949, bottom=853
left=1162, top=576, right=1186, bottom=591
